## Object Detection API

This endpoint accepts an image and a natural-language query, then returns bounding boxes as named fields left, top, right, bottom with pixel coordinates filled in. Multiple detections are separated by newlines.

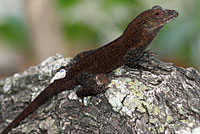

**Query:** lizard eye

left=155, top=12, right=160, bottom=16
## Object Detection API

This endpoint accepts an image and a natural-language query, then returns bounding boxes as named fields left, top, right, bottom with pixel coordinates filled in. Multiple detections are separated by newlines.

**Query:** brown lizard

left=2, top=5, right=178, bottom=134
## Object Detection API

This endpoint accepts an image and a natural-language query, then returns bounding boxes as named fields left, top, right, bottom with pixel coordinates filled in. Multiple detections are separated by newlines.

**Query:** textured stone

left=0, top=52, right=200, bottom=134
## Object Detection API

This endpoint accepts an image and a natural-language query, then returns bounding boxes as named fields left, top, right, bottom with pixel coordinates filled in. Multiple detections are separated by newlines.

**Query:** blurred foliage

left=152, top=1, right=200, bottom=67
left=0, top=17, right=30, bottom=51
left=0, top=0, right=199, bottom=69
left=56, top=0, right=200, bottom=69
left=100, top=0, right=138, bottom=7
left=56, top=0, right=141, bottom=47
left=57, top=0, right=81, bottom=8
left=63, top=22, right=100, bottom=46
left=57, top=0, right=138, bottom=8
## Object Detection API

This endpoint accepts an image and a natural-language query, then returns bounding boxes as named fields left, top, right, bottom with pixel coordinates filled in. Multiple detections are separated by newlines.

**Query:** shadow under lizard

left=2, top=5, right=178, bottom=134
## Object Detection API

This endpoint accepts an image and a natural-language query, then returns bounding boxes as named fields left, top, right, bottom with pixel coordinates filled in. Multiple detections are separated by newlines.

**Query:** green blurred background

left=0, top=0, right=199, bottom=79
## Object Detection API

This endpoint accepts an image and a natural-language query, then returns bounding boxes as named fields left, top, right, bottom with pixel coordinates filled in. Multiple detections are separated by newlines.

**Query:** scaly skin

left=2, top=5, right=178, bottom=134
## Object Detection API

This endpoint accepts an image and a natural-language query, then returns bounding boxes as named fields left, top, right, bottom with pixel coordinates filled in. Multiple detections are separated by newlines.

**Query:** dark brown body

left=2, top=6, right=178, bottom=134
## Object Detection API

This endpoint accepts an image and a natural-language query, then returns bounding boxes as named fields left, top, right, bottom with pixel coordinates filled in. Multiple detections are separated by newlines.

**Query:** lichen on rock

left=0, top=52, right=200, bottom=134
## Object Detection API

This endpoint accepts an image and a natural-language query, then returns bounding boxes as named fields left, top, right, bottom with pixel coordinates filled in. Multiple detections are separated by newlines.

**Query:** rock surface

left=0, top=52, right=200, bottom=134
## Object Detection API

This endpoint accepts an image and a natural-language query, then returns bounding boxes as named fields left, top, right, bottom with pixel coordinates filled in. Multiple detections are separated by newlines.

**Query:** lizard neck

left=121, top=19, right=163, bottom=50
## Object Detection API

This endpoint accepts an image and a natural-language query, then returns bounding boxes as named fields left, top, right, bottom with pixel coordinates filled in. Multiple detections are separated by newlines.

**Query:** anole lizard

left=2, top=5, right=178, bottom=134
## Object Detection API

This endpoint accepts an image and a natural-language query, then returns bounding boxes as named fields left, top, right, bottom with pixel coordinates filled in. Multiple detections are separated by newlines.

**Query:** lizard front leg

left=74, top=72, right=110, bottom=110
left=123, top=47, right=146, bottom=68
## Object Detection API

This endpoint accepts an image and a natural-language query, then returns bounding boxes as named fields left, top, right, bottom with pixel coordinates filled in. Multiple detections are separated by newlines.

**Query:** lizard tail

left=2, top=78, right=76, bottom=134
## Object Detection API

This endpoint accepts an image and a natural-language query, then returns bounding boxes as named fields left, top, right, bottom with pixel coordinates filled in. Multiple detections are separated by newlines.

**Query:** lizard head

left=122, top=5, right=178, bottom=47
left=123, top=6, right=178, bottom=39
left=141, top=5, right=178, bottom=32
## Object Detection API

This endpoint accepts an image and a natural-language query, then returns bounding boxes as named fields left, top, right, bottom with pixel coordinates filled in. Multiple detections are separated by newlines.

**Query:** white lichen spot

left=153, top=106, right=160, bottom=116
left=41, top=56, right=54, bottom=66
left=121, top=106, right=132, bottom=117
left=123, top=95, right=138, bottom=110
left=192, top=127, right=200, bottom=134
left=166, top=115, right=173, bottom=124
left=68, top=92, right=78, bottom=100
left=146, top=90, right=155, bottom=102
left=50, top=69, right=66, bottom=83
left=68, top=91, right=89, bottom=106
left=3, top=83, right=12, bottom=93
left=137, top=103, right=146, bottom=113
left=13, top=73, right=21, bottom=78
left=113, top=67, right=126, bottom=75
left=109, top=98, right=123, bottom=111
left=177, top=104, right=182, bottom=107
left=81, top=97, right=89, bottom=107
left=175, top=129, right=192, bottom=134
left=149, top=118, right=156, bottom=124
left=180, top=120, right=195, bottom=128
left=159, top=124, right=165, bottom=133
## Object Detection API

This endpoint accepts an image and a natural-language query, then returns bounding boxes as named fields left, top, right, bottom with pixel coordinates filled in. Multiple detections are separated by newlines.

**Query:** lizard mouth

left=163, top=10, right=178, bottom=24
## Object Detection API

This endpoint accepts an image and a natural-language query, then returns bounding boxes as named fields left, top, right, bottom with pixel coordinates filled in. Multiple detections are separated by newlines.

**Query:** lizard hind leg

left=75, top=72, right=110, bottom=110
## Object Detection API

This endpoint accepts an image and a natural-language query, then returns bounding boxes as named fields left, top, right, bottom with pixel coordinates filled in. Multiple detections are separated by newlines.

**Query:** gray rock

left=0, top=52, right=200, bottom=134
